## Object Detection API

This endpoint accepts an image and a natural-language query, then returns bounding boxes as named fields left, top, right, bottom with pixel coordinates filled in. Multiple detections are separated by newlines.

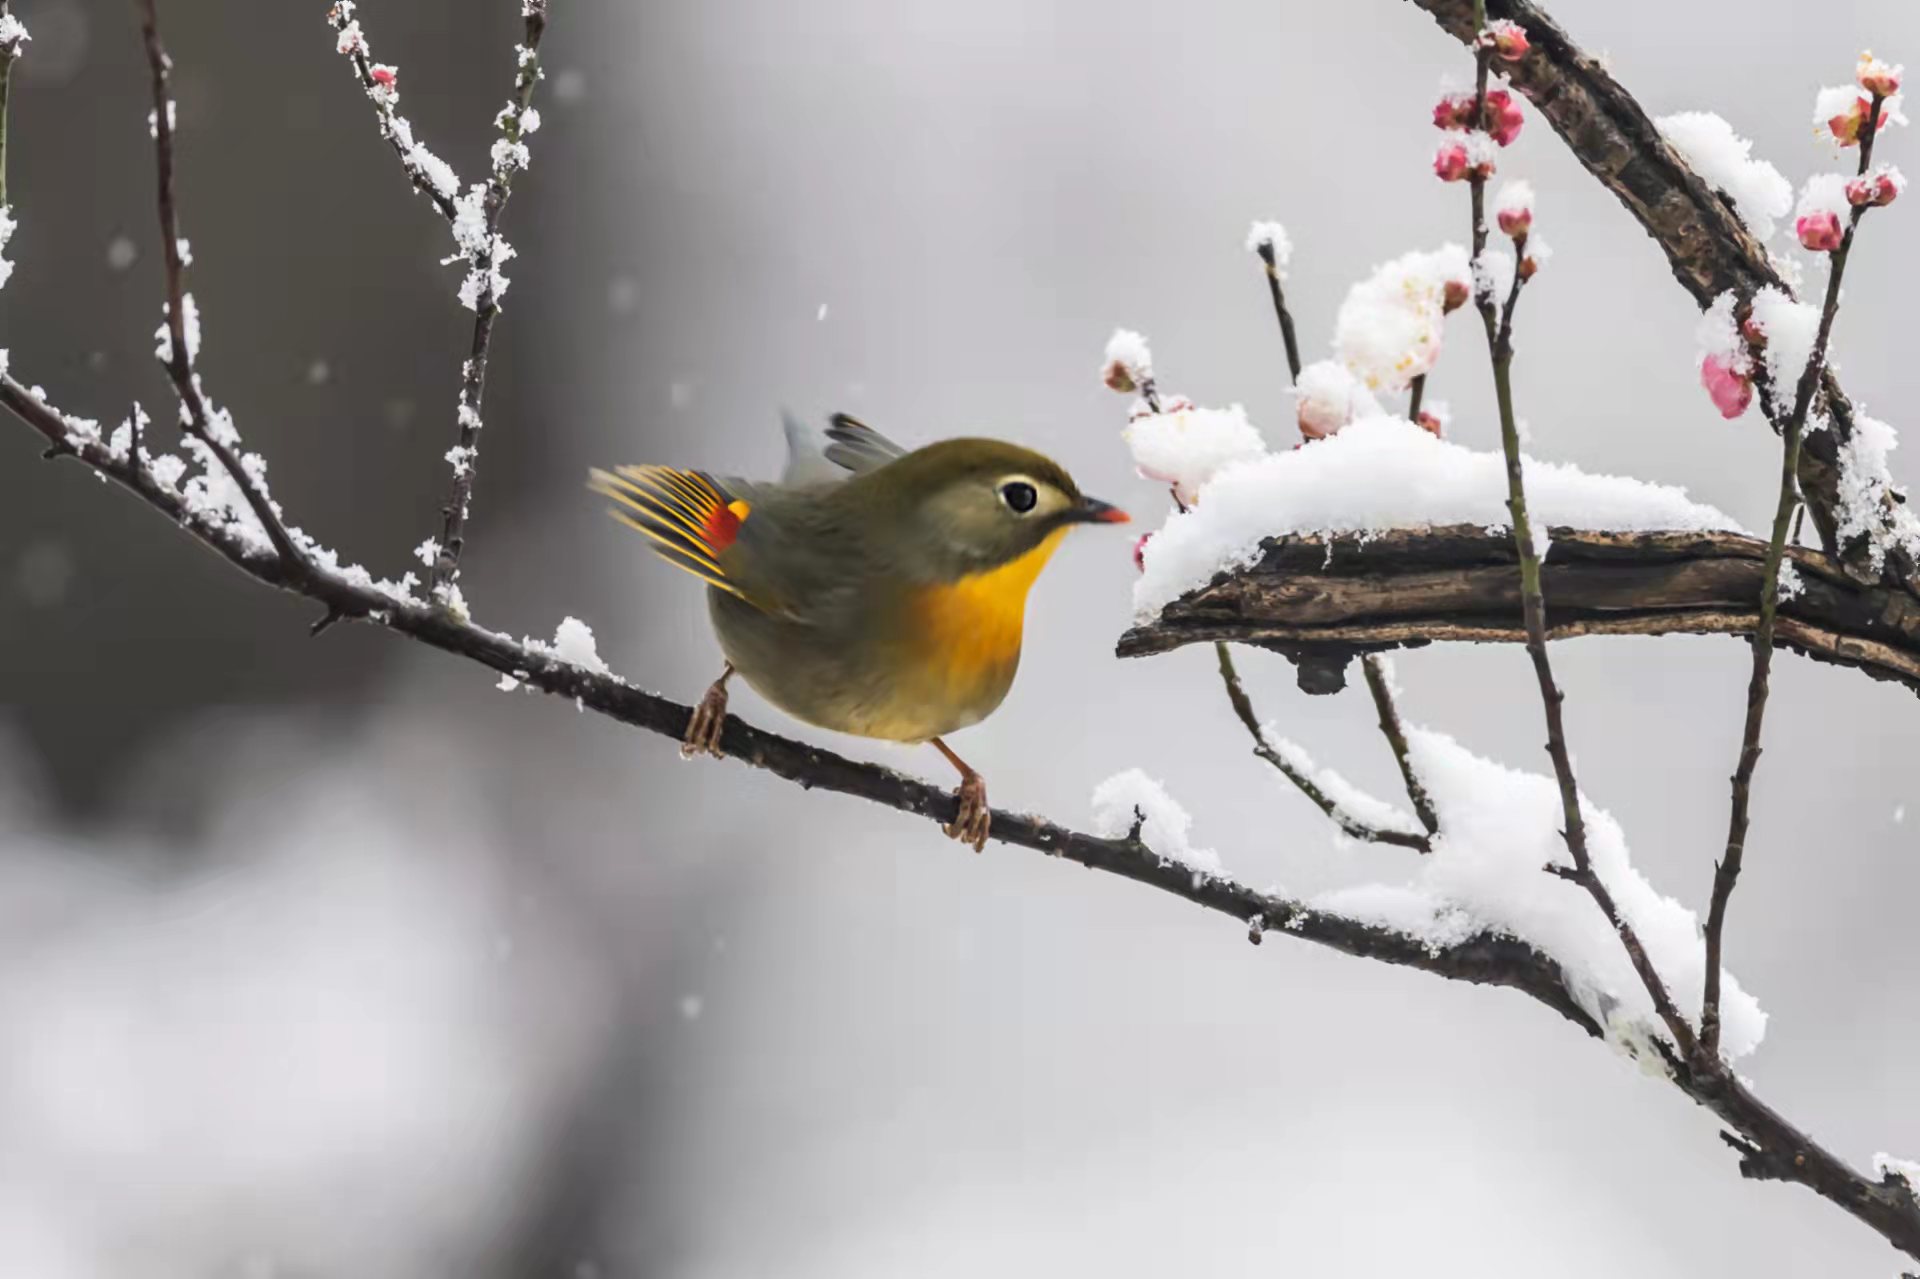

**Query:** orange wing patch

left=588, top=465, right=751, bottom=596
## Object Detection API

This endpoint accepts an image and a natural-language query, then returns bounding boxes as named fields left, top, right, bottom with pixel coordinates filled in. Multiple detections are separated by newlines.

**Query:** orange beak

left=1074, top=496, right=1131, bottom=525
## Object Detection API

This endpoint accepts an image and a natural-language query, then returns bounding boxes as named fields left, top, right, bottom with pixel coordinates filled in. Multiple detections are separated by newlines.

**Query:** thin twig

left=137, top=0, right=304, bottom=572
left=1361, top=655, right=1438, bottom=835
left=0, top=0, right=17, bottom=211
left=425, top=3, right=550, bottom=602
left=1464, top=0, right=1697, bottom=1058
left=1407, top=374, right=1426, bottom=423
left=325, top=3, right=459, bottom=222
left=1254, top=239, right=1303, bottom=381
left=1217, top=645, right=1430, bottom=851
left=1700, top=95, right=1885, bottom=1058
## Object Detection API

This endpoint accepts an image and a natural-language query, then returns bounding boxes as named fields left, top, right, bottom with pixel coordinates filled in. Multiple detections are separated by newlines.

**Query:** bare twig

left=1361, top=655, right=1438, bottom=835
left=1463, top=0, right=1698, bottom=1059
left=1216, top=645, right=1430, bottom=851
left=325, top=2, right=459, bottom=222
left=427, top=2, right=550, bottom=601
left=1701, top=96, right=1887, bottom=1058
left=1253, top=238, right=1303, bottom=381
left=0, top=1, right=18, bottom=210
left=137, top=0, right=305, bottom=573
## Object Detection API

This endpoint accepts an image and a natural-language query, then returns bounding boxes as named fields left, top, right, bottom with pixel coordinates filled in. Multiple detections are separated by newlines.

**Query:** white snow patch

left=1134, top=416, right=1740, bottom=615
left=1747, top=286, right=1819, bottom=390
left=1873, top=1153, right=1920, bottom=1194
left=547, top=617, right=608, bottom=674
left=1244, top=220, right=1293, bottom=274
left=1657, top=112, right=1792, bottom=242
left=1835, top=413, right=1920, bottom=575
left=1265, top=733, right=1424, bottom=839
left=1091, top=769, right=1224, bottom=879
left=1124, top=403, right=1267, bottom=506
left=1294, top=360, right=1384, bottom=439
left=1103, top=328, right=1153, bottom=382
left=1312, top=729, right=1767, bottom=1058
left=1796, top=173, right=1853, bottom=223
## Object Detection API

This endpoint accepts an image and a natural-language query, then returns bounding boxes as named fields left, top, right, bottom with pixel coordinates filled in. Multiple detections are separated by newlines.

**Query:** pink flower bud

left=1433, top=138, right=1470, bottom=183
left=1483, top=89, right=1525, bottom=147
left=1415, top=410, right=1444, bottom=437
left=1740, top=314, right=1767, bottom=349
left=1826, top=94, right=1897, bottom=146
left=1498, top=206, right=1532, bottom=237
left=1847, top=170, right=1902, bottom=207
left=1795, top=210, right=1845, bottom=251
left=1517, top=253, right=1539, bottom=282
left=1859, top=54, right=1903, bottom=99
left=1700, top=353, right=1753, bottom=419
left=370, top=65, right=397, bottom=89
left=1132, top=533, right=1152, bottom=573
left=1432, top=92, right=1477, bottom=130
left=1442, top=279, right=1471, bottom=313
left=1102, top=359, right=1136, bottom=394
left=1480, top=19, right=1530, bottom=62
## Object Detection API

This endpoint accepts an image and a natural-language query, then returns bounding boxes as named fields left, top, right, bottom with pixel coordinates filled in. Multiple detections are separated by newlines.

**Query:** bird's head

left=852, top=437, right=1129, bottom=581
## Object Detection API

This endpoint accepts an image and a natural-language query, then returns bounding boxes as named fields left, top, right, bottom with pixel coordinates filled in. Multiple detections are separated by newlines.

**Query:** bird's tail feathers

left=588, top=465, right=751, bottom=597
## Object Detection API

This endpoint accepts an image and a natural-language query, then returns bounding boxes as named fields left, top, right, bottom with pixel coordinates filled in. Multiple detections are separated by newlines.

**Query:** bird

left=588, top=413, right=1129, bottom=851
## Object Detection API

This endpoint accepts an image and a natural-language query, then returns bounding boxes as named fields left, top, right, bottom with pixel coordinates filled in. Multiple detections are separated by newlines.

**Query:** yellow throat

left=912, top=527, right=1070, bottom=683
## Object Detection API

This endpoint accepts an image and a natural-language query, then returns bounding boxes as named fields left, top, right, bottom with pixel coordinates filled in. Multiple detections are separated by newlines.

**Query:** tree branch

left=1215, top=644, right=1430, bottom=851
left=1701, top=97, right=1888, bottom=1057
left=1408, top=0, right=1900, bottom=582
left=138, top=0, right=306, bottom=575
left=427, top=1, right=549, bottom=600
left=1120, top=527, right=1920, bottom=694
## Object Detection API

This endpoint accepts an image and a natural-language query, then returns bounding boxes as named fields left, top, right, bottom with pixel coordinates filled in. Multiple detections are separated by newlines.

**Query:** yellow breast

left=910, top=528, right=1069, bottom=691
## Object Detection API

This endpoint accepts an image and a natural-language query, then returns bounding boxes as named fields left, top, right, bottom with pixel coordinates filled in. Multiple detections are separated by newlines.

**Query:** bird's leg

left=682, top=662, right=734, bottom=760
left=930, top=736, right=990, bottom=853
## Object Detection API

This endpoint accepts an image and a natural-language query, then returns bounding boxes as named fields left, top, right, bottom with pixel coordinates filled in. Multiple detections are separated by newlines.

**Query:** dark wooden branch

left=1121, top=527, right=1920, bottom=695
left=1408, top=0, right=1898, bottom=581
left=1361, top=655, right=1439, bottom=835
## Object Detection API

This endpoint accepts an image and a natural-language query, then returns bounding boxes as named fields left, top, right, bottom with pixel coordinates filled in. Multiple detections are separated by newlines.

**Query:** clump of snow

left=405, top=142, right=459, bottom=200
left=547, top=616, right=608, bottom=674
left=1657, top=112, right=1793, bottom=242
left=1775, top=560, right=1804, bottom=601
left=1294, top=360, right=1384, bottom=440
left=1473, top=248, right=1515, bottom=305
left=414, top=537, right=441, bottom=568
left=1091, top=769, right=1224, bottom=879
left=1312, top=729, right=1767, bottom=1058
left=1124, top=403, right=1267, bottom=506
left=0, top=13, right=32, bottom=52
left=447, top=184, right=515, bottom=311
left=1103, top=328, right=1153, bottom=383
left=1696, top=291, right=1746, bottom=366
left=1835, top=413, right=1920, bottom=575
left=1873, top=1153, right=1920, bottom=1196
left=0, top=207, right=16, bottom=292
left=1265, top=732, right=1424, bottom=840
left=1796, top=173, right=1853, bottom=222
left=1333, top=245, right=1472, bottom=392
left=153, top=293, right=201, bottom=365
left=1747, top=286, right=1820, bottom=390
left=1134, top=416, right=1741, bottom=615
left=1245, top=220, right=1293, bottom=274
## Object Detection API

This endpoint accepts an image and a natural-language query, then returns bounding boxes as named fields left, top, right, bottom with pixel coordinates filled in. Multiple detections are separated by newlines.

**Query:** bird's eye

left=998, top=480, right=1038, bottom=514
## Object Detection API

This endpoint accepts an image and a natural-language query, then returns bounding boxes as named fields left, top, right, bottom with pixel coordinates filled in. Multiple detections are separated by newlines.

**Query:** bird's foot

left=943, top=771, right=991, bottom=853
left=681, top=668, right=732, bottom=759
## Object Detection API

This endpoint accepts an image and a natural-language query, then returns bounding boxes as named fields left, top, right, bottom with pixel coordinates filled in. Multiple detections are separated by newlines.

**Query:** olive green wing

left=588, top=464, right=862, bottom=621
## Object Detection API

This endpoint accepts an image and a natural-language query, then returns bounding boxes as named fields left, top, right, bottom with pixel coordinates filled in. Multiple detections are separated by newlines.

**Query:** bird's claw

left=681, top=676, right=730, bottom=759
left=943, top=772, right=991, bottom=853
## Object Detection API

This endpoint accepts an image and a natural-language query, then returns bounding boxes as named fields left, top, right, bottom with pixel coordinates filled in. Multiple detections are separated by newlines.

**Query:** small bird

left=589, top=414, right=1129, bottom=850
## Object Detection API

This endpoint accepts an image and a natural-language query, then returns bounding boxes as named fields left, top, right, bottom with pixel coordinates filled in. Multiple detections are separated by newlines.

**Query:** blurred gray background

left=2, top=0, right=1918, bottom=1274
